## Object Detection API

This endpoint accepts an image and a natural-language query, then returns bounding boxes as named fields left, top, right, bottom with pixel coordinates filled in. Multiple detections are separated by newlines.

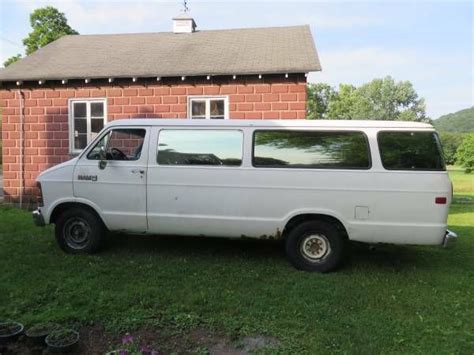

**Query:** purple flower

left=151, top=350, right=159, bottom=355
left=118, top=350, right=128, bottom=355
left=140, top=345, right=152, bottom=354
left=122, top=333, right=134, bottom=344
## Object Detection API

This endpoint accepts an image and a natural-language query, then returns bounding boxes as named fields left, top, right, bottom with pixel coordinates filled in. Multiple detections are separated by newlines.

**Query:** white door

left=147, top=128, right=249, bottom=236
left=73, top=126, right=149, bottom=232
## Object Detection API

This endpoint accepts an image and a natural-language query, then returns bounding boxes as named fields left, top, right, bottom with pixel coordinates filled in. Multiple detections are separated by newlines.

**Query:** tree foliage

left=438, top=132, right=466, bottom=165
left=307, top=76, right=429, bottom=122
left=23, top=6, right=78, bottom=55
left=307, top=83, right=337, bottom=119
left=455, top=133, right=474, bottom=173
left=3, top=54, right=22, bottom=67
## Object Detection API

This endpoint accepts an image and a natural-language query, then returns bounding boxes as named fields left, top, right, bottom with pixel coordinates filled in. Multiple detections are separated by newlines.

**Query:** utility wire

left=0, top=36, right=23, bottom=48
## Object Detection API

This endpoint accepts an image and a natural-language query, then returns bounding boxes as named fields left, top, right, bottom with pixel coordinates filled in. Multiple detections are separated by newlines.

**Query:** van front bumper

left=32, top=208, right=45, bottom=227
left=442, top=229, right=458, bottom=248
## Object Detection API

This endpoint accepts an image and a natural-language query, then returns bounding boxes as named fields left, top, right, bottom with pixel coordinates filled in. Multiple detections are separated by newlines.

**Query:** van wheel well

left=50, top=202, right=106, bottom=229
left=283, top=214, right=348, bottom=240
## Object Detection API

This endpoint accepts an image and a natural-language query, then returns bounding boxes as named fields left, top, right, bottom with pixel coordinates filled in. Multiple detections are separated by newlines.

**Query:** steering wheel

left=111, top=147, right=128, bottom=160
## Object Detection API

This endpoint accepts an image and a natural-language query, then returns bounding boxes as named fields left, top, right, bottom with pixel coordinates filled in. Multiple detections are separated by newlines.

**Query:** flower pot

left=45, top=328, right=79, bottom=352
left=25, top=323, right=60, bottom=345
left=0, top=321, right=24, bottom=344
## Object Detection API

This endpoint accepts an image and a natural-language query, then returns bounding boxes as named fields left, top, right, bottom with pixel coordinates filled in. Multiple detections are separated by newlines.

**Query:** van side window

left=87, top=128, right=146, bottom=161
left=378, top=131, right=446, bottom=171
left=157, top=130, right=243, bottom=166
left=253, top=130, right=371, bottom=169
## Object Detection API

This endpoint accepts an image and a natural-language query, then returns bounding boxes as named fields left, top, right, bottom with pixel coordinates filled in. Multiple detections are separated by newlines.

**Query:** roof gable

left=0, top=25, right=321, bottom=82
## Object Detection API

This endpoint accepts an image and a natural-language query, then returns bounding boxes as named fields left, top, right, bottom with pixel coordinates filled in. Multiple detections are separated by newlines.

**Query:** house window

left=69, top=99, right=107, bottom=152
left=188, top=96, right=228, bottom=120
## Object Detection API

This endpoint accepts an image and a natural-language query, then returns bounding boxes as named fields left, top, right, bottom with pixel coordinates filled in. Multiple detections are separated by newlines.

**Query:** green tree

left=357, top=76, right=427, bottom=121
left=308, top=76, right=429, bottom=122
left=326, top=84, right=365, bottom=120
left=438, top=132, right=465, bottom=165
left=3, top=54, right=22, bottom=67
left=23, top=6, right=78, bottom=55
left=307, top=83, right=337, bottom=119
left=455, top=133, right=474, bottom=173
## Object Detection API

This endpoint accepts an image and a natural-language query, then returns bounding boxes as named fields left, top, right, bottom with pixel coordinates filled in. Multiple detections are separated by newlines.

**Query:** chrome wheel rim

left=63, top=217, right=91, bottom=249
left=300, top=234, right=331, bottom=262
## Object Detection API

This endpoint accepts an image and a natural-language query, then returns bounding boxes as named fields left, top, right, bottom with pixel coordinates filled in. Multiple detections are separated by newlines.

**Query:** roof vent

left=173, top=12, right=197, bottom=33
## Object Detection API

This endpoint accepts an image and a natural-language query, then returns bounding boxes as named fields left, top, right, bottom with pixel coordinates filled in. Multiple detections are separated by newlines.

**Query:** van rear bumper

left=32, top=208, right=45, bottom=227
left=442, top=229, right=458, bottom=248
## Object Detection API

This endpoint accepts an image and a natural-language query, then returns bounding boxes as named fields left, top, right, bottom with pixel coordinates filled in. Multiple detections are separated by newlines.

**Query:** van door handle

left=131, top=169, right=145, bottom=175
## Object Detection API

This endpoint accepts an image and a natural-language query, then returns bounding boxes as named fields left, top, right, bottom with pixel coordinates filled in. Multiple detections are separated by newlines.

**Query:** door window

left=378, top=131, right=446, bottom=171
left=157, top=129, right=242, bottom=166
left=253, top=130, right=371, bottom=169
left=88, top=128, right=146, bottom=161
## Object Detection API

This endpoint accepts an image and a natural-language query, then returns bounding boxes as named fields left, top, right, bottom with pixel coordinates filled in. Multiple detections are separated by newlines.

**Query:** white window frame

left=68, top=98, right=108, bottom=153
left=187, top=96, right=229, bottom=120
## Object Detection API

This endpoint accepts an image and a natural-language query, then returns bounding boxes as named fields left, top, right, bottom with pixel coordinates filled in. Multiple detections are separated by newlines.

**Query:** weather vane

left=182, top=0, right=189, bottom=12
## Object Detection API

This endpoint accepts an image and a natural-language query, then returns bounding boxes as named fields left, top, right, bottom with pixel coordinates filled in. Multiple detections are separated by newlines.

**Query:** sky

left=0, top=0, right=472, bottom=119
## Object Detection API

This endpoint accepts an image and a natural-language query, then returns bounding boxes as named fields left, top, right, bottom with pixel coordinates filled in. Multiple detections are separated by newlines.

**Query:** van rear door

left=370, top=129, right=451, bottom=245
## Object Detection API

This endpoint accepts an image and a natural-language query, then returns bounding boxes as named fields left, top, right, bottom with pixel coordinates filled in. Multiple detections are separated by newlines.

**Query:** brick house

left=0, top=14, right=321, bottom=205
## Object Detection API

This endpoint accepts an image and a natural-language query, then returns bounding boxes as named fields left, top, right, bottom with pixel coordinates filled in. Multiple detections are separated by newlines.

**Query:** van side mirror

left=98, top=146, right=107, bottom=170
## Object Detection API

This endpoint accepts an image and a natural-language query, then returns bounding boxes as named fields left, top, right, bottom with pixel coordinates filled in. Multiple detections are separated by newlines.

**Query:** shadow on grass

left=99, top=228, right=471, bottom=272
left=103, top=232, right=285, bottom=260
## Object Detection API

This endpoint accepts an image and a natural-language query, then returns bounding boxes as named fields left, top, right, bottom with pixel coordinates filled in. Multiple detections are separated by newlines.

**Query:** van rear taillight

left=435, top=197, right=447, bottom=204
left=36, top=182, right=44, bottom=207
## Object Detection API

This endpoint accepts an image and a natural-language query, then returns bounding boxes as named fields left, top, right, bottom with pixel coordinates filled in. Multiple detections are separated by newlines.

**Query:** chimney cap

left=172, top=12, right=197, bottom=33
left=172, top=12, right=195, bottom=21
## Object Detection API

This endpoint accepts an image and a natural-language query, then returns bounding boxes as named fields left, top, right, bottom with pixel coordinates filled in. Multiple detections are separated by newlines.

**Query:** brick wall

left=0, top=75, right=307, bottom=204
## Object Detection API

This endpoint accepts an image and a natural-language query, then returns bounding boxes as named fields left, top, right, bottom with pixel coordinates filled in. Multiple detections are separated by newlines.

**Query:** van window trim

left=251, top=129, right=372, bottom=170
left=376, top=130, right=446, bottom=172
left=156, top=128, right=244, bottom=167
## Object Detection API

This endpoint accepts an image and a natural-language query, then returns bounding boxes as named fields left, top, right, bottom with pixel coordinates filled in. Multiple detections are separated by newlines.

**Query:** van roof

left=106, top=119, right=434, bottom=129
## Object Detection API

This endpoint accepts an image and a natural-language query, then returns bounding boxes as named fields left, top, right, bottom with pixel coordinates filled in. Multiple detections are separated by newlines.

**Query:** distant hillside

left=433, top=107, right=474, bottom=133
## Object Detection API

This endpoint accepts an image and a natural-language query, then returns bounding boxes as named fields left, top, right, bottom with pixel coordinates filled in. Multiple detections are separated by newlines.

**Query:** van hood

left=37, top=157, right=78, bottom=181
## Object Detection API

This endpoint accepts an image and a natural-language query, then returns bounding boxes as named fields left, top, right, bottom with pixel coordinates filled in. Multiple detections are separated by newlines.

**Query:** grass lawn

left=0, top=170, right=473, bottom=353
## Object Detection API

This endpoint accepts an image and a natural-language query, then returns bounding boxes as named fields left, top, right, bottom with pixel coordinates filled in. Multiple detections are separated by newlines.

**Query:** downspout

left=18, top=89, right=24, bottom=209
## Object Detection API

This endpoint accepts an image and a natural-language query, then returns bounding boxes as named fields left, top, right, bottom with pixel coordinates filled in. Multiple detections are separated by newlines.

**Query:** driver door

left=73, top=126, right=149, bottom=232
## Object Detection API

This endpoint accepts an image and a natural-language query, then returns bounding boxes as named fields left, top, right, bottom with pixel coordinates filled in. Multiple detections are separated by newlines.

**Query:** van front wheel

left=55, top=208, right=104, bottom=254
left=285, top=220, right=344, bottom=272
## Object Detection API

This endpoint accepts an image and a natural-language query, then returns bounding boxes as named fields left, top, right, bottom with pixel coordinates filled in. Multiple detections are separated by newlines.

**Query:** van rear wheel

left=285, top=220, right=344, bottom=272
left=55, top=208, right=104, bottom=254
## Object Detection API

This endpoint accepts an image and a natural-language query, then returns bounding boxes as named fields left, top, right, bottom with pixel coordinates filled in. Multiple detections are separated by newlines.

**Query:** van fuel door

left=355, top=206, right=370, bottom=220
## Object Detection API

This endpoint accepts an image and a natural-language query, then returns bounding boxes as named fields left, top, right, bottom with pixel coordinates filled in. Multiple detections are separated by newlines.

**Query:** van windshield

left=378, top=131, right=446, bottom=171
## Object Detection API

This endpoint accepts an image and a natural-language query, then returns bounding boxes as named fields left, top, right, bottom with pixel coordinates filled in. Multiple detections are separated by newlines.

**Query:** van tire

left=285, top=220, right=344, bottom=272
left=55, top=207, right=104, bottom=254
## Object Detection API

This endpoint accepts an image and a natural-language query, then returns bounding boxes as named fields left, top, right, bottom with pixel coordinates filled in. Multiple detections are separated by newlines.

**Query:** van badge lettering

left=78, top=175, right=98, bottom=182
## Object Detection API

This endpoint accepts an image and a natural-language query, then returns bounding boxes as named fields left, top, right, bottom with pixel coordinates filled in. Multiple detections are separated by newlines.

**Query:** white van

left=32, top=119, right=457, bottom=272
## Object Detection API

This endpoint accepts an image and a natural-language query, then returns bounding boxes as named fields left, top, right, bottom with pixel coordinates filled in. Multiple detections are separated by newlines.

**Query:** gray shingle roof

left=0, top=25, right=321, bottom=82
